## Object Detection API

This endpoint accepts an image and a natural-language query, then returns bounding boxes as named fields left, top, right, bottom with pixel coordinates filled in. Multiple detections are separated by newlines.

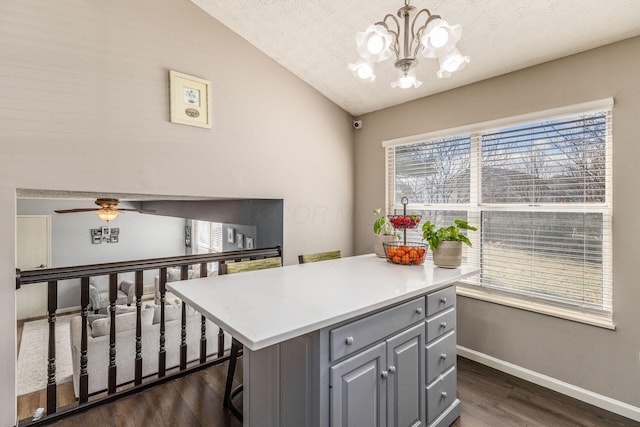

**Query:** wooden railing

left=15, top=246, right=282, bottom=425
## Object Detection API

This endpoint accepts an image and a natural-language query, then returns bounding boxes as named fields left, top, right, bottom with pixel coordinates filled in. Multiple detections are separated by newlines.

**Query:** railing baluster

left=199, top=262, right=208, bottom=363
left=79, top=277, right=89, bottom=403
left=135, top=270, right=143, bottom=386
left=179, top=265, right=188, bottom=370
left=158, top=267, right=167, bottom=377
left=108, top=273, right=117, bottom=394
left=46, top=281, right=57, bottom=415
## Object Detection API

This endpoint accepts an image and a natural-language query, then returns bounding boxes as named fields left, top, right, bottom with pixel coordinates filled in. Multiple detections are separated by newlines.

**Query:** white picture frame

left=236, top=233, right=244, bottom=249
left=227, top=227, right=235, bottom=243
left=169, top=70, right=212, bottom=129
left=246, top=237, right=254, bottom=250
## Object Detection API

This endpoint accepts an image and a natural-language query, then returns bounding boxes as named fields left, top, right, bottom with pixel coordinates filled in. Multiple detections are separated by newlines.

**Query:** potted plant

left=421, top=219, right=477, bottom=268
left=373, top=208, right=398, bottom=257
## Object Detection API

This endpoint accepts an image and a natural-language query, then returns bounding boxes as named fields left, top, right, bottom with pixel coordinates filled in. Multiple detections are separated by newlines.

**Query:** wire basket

left=383, top=241, right=427, bottom=265
left=387, top=214, right=422, bottom=230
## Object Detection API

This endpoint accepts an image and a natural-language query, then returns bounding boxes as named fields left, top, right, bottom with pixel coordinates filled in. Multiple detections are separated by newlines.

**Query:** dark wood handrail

left=16, top=246, right=282, bottom=287
left=15, top=246, right=282, bottom=425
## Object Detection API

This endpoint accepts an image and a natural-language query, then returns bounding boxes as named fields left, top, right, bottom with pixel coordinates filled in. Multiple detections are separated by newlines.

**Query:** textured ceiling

left=191, top=0, right=640, bottom=116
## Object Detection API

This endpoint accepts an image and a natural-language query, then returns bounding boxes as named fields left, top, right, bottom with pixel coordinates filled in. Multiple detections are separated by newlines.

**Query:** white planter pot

left=374, top=234, right=398, bottom=258
left=432, top=241, right=462, bottom=268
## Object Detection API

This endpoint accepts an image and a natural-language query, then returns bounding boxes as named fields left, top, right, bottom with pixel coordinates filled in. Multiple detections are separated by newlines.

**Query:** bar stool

left=218, top=256, right=282, bottom=421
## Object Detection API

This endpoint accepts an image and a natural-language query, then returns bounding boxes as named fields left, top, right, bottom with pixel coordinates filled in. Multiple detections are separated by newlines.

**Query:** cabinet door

left=330, top=342, right=387, bottom=427
left=386, top=323, right=426, bottom=427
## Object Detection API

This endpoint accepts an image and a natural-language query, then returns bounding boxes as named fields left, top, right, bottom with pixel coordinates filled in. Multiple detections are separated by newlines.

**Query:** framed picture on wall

left=111, top=235, right=119, bottom=243
left=236, top=233, right=244, bottom=249
left=246, top=237, right=254, bottom=250
left=101, top=226, right=111, bottom=237
left=169, top=70, right=212, bottom=129
left=91, top=228, right=102, bottom=244
left=110, top=228, right=119, bottom=236
left=227, top=227, right=235, bottom=243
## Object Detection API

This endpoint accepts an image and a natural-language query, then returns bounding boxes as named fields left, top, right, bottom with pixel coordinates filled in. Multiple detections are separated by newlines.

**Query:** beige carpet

left=17, top=315, right=74, bottom=396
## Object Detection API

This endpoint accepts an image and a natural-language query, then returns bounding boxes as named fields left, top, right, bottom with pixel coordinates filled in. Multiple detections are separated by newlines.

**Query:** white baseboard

left=457, top=346, right=640, bottom=422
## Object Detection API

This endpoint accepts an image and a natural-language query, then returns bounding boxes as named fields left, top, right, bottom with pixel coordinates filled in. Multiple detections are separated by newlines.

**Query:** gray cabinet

left=425, top=286, right=460, bottom=427
left=386, top=323, right=425, bottom=427
left=330, top=342, right=387, bottom=427
left=329, top=298, right=426, bottom=427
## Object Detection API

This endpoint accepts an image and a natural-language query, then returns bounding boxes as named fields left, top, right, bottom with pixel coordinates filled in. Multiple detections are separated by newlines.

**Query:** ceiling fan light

left=96, top=208, right=119, bottom=222
left=349, top=59, right=376, bottom=82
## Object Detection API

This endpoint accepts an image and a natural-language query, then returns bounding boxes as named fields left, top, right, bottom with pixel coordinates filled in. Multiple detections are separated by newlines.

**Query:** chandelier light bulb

left=429, top=27, right=449, bottom=48
left=367, top=35, right=384, bottom=55
left=436, top=47, right=470, bottom=78
left=391, top=70, right=422, bottom=89
left=348, top=59, right=376, bottom=82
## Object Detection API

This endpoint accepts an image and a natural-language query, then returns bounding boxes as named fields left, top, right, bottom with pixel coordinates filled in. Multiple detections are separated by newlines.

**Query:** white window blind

left=193, top=220, right=223, bottom=254
left=386, top=107, right=612, bottom=322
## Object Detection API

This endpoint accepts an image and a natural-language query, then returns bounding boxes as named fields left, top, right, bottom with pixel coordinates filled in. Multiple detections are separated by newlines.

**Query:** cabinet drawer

left=426, top=331, right=456, bottom=384
left=425, top=308, right=455, bottom=342
left=426, top=286, right=455, bottom=316
left=426, top=366, right=456, bottom=424
left=330, top=297, right=425, bottom=362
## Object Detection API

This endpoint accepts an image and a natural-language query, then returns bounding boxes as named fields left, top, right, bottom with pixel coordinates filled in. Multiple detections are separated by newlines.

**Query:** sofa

left=70, top=300, right=230, bottom=397
left=153, top=266, right=214, bottom=304
left=88, top=274, right=136, bottom=312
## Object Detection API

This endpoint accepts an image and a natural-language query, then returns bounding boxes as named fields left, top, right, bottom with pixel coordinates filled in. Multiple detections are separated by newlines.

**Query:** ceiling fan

left=54, top=198, right=155, bottom=221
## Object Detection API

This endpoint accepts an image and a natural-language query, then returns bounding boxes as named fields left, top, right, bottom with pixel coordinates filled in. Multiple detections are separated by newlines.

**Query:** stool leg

left=223, top=339, right=240, bottom=409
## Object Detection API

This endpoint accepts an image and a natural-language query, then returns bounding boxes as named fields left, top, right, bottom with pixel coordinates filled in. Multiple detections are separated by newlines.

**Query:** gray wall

left=142, top=199, right=284, bottom=250
left=354, top=37, right=640, bottom=407
left=0, top=0, right=353, bottom=419
left=18, top=199, right=187, bottom=307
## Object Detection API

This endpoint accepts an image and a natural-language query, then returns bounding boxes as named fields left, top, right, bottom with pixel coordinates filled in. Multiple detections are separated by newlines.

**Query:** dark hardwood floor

left=38, top=356, right=637, bottom=427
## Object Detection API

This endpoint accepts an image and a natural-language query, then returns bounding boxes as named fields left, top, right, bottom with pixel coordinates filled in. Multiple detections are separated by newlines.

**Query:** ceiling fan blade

left=118, top=208, right=157, bottom=214
left=54, top=208, right=100, bottom=214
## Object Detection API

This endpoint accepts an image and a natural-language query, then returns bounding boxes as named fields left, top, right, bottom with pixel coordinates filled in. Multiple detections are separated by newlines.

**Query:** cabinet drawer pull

left=388, top=365, right=396, bottom=374
left=440, top=322, right=447, bottom=328
left=441, top=353, right=447, bottom=360
left=441, top=391, right=448, bottom=398
left=381, top=370, right=389, bottom=379
left=440, top=297, right=447, bottom=304
left=415, top=307, right=423, bottom=315
left=345, top=336, right=354, bottom=345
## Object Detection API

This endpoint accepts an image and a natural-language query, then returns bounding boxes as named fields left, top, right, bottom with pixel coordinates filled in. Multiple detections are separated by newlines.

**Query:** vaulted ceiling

left=191, top=0, right=640, bottom=116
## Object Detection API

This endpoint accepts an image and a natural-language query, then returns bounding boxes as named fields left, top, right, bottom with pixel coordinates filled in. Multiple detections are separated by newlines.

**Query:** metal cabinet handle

left=440, top=297, right=447, bottom=304
left=441, top=391, right=448, bottom=398
left=440, top=321, right=447, bottom=328
left=388, top=366, right=396, bottom=374
left=441, top=353, right=447, bottom=360
left=345, top=336, right=354, bottom=345
left=381, top=370, right=389, bottom=379
left=415, top=307, right=423, bottom=315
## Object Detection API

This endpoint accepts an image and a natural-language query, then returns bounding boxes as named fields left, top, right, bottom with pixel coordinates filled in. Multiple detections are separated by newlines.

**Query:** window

left=385, top=100, right=613, bottom=325
left=193, top=220, right=223, bottom=254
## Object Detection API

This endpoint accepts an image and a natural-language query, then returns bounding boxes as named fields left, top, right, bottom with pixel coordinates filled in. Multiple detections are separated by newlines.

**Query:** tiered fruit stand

left=383, top=197, right=428, bottom=265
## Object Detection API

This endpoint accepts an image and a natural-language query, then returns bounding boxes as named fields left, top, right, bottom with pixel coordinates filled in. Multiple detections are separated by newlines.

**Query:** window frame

left=384, top=98, right=614, bottom=329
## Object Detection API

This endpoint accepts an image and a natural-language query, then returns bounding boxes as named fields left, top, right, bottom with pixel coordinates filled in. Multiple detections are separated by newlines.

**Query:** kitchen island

left=168, top=254, right=478, bottom=427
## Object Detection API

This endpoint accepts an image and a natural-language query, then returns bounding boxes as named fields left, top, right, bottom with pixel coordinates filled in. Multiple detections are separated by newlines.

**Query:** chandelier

left=349, top=0, right=469, bottom=89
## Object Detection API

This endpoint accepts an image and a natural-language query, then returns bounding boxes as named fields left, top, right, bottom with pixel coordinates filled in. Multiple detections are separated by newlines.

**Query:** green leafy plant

left=421, top=219, right=477, bottom=251
left=373, top=208, right=395, bottom=235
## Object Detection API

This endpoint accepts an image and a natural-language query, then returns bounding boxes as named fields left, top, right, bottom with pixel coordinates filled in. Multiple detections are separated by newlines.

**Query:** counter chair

left=297, top=250, right=341, bottom=264
left=219, top=256, right=282, bottom=421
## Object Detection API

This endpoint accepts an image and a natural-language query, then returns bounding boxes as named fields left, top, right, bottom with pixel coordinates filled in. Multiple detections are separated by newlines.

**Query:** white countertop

left=168, top=254, right=479, bottom=351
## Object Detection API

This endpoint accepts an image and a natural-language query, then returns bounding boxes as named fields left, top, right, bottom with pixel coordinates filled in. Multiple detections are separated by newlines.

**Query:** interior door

left=16, top=215, right=51, bottom=320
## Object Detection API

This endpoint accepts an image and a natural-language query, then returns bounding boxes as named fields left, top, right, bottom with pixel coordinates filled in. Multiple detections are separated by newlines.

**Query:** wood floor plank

left=29, top=356, right=639, bottom=426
